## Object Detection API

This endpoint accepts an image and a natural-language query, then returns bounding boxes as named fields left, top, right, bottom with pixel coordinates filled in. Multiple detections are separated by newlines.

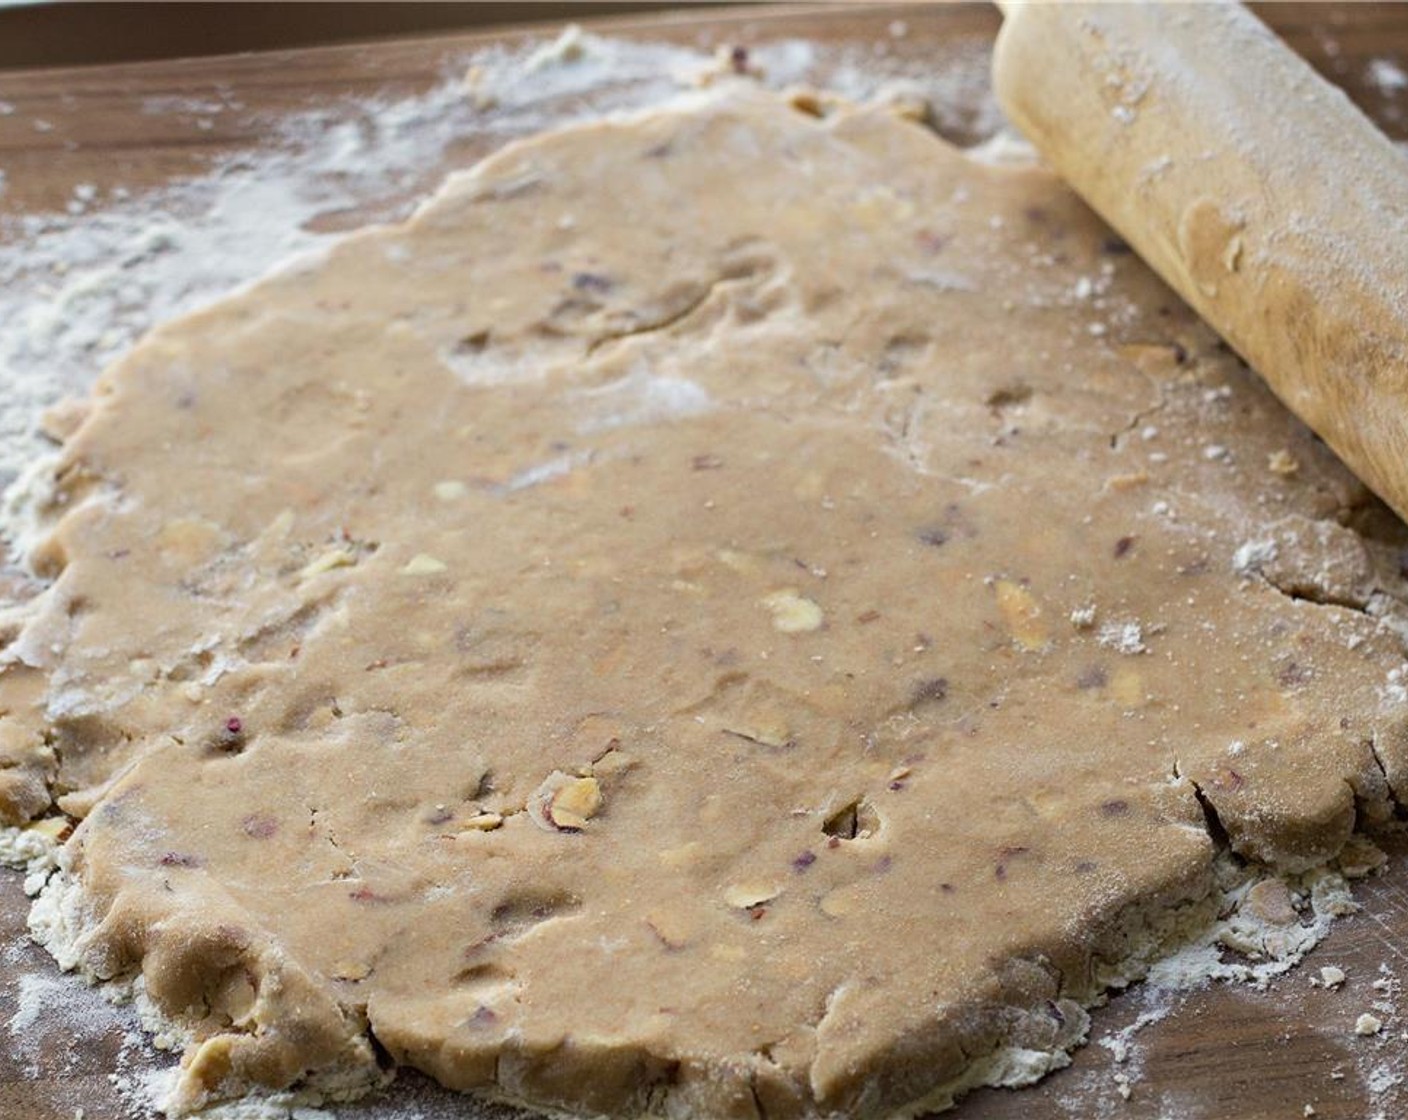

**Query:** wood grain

left=3, top=5, right=1408, bottom=1118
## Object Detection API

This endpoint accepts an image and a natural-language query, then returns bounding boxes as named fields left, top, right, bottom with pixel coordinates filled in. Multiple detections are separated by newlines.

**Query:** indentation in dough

left=822, top=797, right=881, bottom=841
left=985, top=382, right=1033, bottom=412
left=455, top=961, right=513, bottom=991
left=237, top=597, right=336, bottom=664
left=681, top=674, right=813, bottom=751
left=438, top=333, right=554, bottom=387
left=571, top=368, right=713, bottom=435
left=489, top=888, right=582, bottom=937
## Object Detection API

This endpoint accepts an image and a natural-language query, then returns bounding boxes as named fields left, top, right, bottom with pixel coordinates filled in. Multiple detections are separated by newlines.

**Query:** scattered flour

left=1368, top=57, right=1408, bottom=96
left=1233, top=538, right=1278, bottom=575
left=1096, top=619, right=1147, bottom=655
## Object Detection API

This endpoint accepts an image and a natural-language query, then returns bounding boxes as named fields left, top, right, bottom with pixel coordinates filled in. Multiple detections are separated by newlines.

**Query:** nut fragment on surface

left=460, top=812, right=504, bottom=832
left=723, top=882, right=782, bottom=910
left=760, top=589, right=824, bottom=633
left=1354, top=1012, right=1383, bottom=1036
left=401, top=553, right=448, bottom=575
left=528, top=772, right=602, bottom=832
left=993, top=578, right=1049, bottom=650
left=184, top=1035, right=236, bottom=1090
left=24, top=816, right=71, bottom=842
left=300, top=548, right=357, bottom=581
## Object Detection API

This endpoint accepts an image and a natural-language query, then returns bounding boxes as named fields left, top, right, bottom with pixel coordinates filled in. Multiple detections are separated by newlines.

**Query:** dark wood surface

left=4, top=4, right=1408, bottom=1118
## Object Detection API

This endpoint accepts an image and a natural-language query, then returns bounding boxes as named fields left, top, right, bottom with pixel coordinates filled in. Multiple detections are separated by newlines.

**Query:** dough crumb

left=1267, top=448, right=1299, bottom=476
left=1069, top=603, right=1096, bottom=629
left=1232, top=538, right=1278, bottom=575
left=760, top=589, right=825, bottom=633
left=1319, top=965, right=1347, bottom=989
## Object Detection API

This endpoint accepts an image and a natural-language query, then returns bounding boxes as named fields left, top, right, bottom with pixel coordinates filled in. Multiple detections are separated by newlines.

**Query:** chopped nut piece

left=1104, top=471, right=1149, bottom=492
left=401, top=553, right=448, bottom=576
left=460, top=812, right=504, bottom=832
left=1267, top=449, right=1300, bottom=476
left=724, top=883, right=781, bottom=910
left=1117, top=341, right=1185, bottom=373
left=1354, top=1012, right=1383, bottom=1036
left=1069, top=603, right=1096, bottom=629
left=24, top=816, right=71, bottom=842
left=185, top=1035, right=235, bottom=1089
left=433, top=480, right=469, bottom=501
left=550, top=777, right=601, bottom=829
left=994, top=579, right=1049, bottom=651
left=723, top=707, right=792, bottom=748
left=528, top=771, right=602, bottom=832
left=300, top=548, right=357, bottom=581
left=760, top=589, right=824, bottom=633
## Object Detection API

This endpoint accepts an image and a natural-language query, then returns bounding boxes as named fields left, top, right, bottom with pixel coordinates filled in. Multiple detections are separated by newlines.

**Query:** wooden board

left=4, top=4, right=1408, bottom=1118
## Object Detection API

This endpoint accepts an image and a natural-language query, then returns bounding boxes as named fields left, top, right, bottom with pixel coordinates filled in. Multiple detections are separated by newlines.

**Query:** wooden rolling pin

left=993, top=2, right=1408, bottom=522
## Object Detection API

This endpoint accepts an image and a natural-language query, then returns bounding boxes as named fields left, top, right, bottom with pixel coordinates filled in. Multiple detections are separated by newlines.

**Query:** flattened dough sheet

left=4, top=88, right=1408, bottom=1118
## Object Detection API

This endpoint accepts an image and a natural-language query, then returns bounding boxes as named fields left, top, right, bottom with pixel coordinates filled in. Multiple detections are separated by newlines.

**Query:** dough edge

left=5, top=822, right=1379, bottom=1119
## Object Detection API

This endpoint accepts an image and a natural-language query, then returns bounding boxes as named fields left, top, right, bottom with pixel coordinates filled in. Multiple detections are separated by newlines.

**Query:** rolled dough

left=3, top=86, right=1408, bottom=1117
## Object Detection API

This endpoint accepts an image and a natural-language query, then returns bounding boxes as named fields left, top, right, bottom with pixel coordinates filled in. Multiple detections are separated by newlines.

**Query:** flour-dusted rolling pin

left=993, top=1, right=1408, bottom=522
